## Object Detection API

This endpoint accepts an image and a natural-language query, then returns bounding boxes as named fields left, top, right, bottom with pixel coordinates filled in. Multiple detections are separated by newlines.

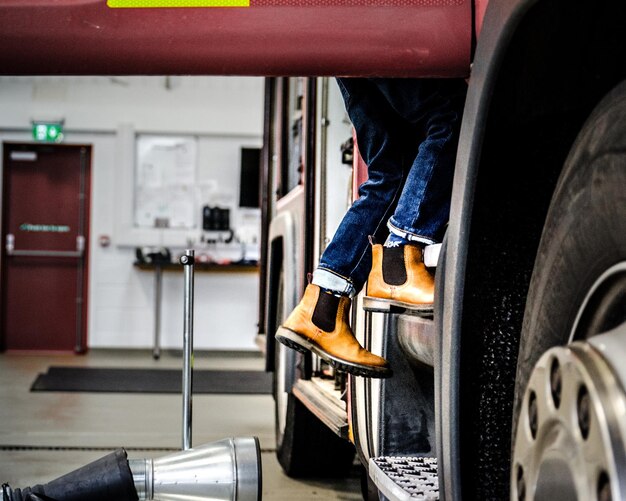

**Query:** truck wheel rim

left=512, top=340, right=626, bottom=501
left=512, top=261, right=626, bottom=501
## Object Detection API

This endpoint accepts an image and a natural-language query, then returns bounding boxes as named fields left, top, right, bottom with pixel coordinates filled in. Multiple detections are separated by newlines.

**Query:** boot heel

left=275, top=327, right=312, bottom=354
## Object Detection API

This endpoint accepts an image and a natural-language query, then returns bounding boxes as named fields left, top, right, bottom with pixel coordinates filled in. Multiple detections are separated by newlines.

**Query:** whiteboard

left=134, top=135, right=197, bottom=229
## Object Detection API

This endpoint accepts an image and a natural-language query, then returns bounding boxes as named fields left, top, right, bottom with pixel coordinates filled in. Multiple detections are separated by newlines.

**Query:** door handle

left=5, top=233, right=85, bottom=258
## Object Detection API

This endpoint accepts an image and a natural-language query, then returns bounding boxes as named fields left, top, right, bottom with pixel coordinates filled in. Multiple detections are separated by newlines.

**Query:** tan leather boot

left=364, top=242, right=434, bottom=314
left=275, top=284, right=391, bottom=378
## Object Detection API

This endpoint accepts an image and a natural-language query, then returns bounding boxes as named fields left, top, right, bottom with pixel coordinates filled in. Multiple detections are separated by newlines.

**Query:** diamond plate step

left=369, top=456, right=439, bottom=500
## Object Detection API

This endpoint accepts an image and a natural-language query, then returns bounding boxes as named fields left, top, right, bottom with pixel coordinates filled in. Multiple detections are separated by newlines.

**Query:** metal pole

left=180, top=249, right=194, bottom=450
left=153, top=264, right=162, bottom=360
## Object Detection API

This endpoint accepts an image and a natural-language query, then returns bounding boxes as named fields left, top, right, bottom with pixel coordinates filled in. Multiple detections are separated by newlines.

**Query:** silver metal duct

left=129, top=437, right=262, bottom=501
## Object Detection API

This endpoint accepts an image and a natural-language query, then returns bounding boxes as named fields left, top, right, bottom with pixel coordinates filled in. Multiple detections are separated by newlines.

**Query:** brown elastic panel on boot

left=312, top=291, right=341, bottom=332
left=382, top=246, right=408, bottom=286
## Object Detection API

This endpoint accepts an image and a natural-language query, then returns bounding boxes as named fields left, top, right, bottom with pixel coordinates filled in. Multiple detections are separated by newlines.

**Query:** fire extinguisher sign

left=107, top=0, right=249, bottom=7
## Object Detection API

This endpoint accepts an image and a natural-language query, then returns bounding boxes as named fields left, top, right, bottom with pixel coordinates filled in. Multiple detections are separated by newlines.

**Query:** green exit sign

left=32, top=122, right=64, bottom=143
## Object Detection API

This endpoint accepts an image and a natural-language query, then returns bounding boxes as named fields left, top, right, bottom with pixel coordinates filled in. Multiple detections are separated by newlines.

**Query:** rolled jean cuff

left=387, top=221, right=437, bottom=246
left=312, top=268, right=356, bottom=298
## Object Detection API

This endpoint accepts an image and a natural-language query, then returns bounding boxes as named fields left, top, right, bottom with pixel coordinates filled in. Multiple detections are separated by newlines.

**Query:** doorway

left=1, top=143, right=91, bottom=352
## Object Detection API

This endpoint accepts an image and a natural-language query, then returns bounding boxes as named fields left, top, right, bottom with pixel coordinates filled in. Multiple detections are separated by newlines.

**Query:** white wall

left=0, top=76, right=265, bottom=351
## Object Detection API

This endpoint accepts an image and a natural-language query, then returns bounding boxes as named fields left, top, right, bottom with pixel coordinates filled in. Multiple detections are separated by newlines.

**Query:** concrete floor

left=0, top=349, right=362, bottom=500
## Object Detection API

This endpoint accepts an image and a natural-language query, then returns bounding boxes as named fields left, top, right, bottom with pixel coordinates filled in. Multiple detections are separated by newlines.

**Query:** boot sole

left=363, top=295, right=434, bottom=316
left=275, top=327, right=392, bottom=379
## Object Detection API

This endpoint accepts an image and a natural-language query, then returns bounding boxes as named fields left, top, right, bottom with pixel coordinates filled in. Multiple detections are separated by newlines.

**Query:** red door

left=1, top=143, right=91, bottom=352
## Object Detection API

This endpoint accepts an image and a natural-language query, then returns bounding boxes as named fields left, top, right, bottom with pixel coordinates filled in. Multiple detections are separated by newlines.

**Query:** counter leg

left=153, top=264, right=162, bottom=360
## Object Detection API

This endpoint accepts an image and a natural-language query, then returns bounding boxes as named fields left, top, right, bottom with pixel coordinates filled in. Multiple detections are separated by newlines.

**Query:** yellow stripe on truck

left=108, top=0, right=249, bottom=7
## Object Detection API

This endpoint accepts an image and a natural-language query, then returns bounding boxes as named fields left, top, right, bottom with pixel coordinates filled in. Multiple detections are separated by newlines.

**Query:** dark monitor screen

left=239, top=147, right=261, bottom=208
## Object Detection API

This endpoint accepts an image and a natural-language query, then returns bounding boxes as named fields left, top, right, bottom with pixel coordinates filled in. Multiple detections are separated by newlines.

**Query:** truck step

left=369, top=456, right=439, bottom=500
left=362, top=296, right=434, bottom=316
left=292, top=378, right=349, bottom=439
left=397, top=315, right=435, bottom=367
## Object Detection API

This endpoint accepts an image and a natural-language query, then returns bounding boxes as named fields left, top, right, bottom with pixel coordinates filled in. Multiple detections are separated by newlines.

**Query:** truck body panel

left=0, top=0, right=472, bottom=77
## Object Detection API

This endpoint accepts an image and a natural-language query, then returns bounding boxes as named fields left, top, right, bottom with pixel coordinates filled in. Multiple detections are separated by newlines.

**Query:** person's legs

left=373, top=78, right=467, bottom=243
left=384, top=80, right=465, bottom=244
left=314, top=78, right=414, bottom=296
left=364, top=78, right=467, bottom=311
left=277, top=78, right=412, bottom=378
left=277, top=78, right=466, bottom=376
left=316, top=78, right=466, bottom=293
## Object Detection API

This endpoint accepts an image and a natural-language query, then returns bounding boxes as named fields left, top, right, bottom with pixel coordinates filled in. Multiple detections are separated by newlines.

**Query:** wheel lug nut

left=598, top=471, right=611, bottom=501
left=517, top=465, right=526, bottom=501
left=577, top=385, right=591, bottom=439
left=550, top=358, right=562, bottom=408
left=528, top=391, right=538, bottom=439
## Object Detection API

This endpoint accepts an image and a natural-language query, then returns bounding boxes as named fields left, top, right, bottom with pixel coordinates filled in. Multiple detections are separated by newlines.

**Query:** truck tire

left=272, top=272, right=356, bottom=477
left=511, top=79, right=626, bottom=485
left=360, top=465, right=380, bottom=501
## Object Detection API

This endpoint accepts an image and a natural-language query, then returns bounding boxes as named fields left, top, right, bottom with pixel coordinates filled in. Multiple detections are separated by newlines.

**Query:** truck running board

left=369, top=456, right=439, bottom=500
left=292, top=378, right=349, bottom=439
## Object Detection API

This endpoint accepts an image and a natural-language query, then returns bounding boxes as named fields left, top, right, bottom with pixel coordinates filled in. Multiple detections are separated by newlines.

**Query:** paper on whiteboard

left=135, top=135, right=197, bottom=228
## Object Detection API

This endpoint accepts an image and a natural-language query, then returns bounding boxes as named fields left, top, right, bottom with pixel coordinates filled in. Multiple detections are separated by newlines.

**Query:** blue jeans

left=314, top=78, right=466, bottom=296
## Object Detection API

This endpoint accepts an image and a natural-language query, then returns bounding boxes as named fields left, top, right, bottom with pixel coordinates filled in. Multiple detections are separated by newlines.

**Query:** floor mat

left=30, top=366, right=272, bottom=394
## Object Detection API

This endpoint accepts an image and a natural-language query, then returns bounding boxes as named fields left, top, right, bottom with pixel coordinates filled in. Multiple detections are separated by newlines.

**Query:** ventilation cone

left=129, top=437, right=262, bottom=501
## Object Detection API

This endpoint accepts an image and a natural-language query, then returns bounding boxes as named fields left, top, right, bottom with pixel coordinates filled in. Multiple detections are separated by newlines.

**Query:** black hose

left=2, top=449, right=138, bottom=501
